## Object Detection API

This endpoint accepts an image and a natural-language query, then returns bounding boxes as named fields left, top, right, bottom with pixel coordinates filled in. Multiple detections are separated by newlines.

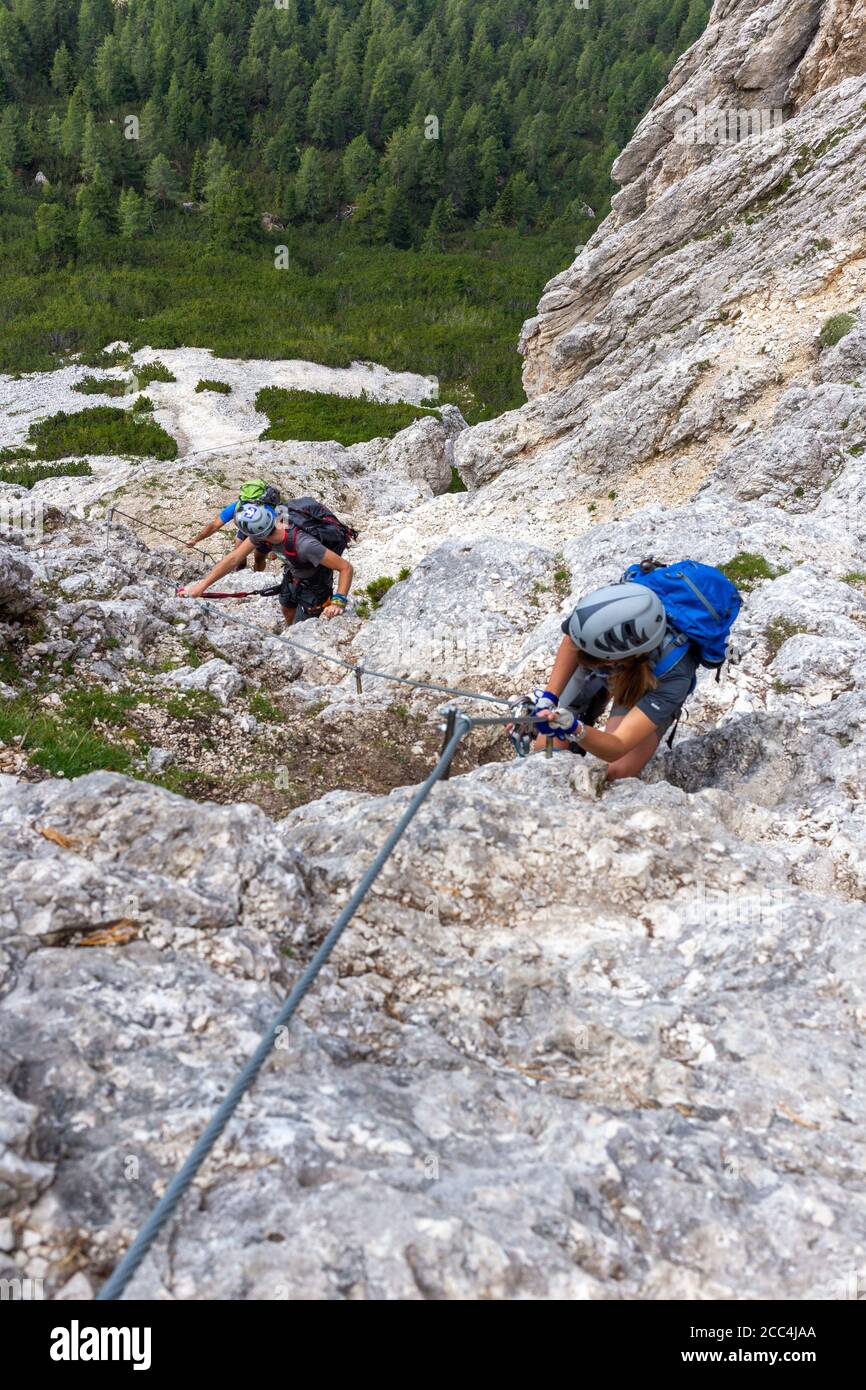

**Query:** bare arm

left=578, top=707, right=658, bottom=761
left=187, top=514, right=224, bottom=546
left=320, top=551, right=354, bottom=617
left=180, top=538, right=256, bottom=597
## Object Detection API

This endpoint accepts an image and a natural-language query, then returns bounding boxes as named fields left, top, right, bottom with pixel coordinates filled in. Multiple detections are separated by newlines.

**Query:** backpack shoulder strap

left=652, top=629, right=689, bottom=678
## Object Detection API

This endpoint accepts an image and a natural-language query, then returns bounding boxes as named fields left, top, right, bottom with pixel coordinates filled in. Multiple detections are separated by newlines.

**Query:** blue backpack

left=622, top=559, right=742, bottom=679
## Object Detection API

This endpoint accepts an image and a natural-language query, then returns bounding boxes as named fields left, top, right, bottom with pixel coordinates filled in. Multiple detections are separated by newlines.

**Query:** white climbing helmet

left=568, top=582, right=666, bottom=660
left=235, top=503, right=276, bottom=540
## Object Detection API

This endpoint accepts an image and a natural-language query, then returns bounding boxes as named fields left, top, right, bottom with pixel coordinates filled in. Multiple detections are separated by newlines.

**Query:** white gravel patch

left=0, top=345, right=438, bottom=459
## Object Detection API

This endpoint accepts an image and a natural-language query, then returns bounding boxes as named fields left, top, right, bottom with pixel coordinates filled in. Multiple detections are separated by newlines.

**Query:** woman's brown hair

left=576, top=650, right=657, bottom=709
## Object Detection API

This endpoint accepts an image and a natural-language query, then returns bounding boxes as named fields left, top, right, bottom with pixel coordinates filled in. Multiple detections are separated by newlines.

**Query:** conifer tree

left=294, top=146, right=327, bottom=220
left=341, top=134, right=378, bottom=201
left=421, top=195, right=456, bottom=253
left=119, top=186, right=149, bottom=240
left=80, top=112, right=101, bottom=179
left=35, top=199, right=70, bottom=265
left=145, top=153, right=181, bottom=209
left=76, top=204, right=107, bottom=260
left=188, top=149, right=206, bottom=201
left=50, top=42, right=74, bottom=96
left=208, top=166, right=258, bottom=250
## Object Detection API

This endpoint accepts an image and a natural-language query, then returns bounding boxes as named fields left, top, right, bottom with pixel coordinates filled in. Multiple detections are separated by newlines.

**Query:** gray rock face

left=701, top=373, right=865, bottom=509
left=351, top=536, right=558, bottom=686
left=0, top=540, right=38, bottom=620
left=1, top=755, right=865, bottom=1299
left=454, top=1, right=866, bottom=504
left=372, top=409, right=467, bottom=497
left=160, top=657, right=245, bottom=706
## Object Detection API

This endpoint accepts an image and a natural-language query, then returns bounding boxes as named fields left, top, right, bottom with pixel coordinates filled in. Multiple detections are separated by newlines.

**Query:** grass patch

left=553, top=561, right=571, bottom=601
left=763, top=616, right=808, bottom=661
left=0, top=684, right=144, bottom=778
left=739, top=174, right=794, bottom=225
left=249, top=691, right=285, bottom=722
left=257, top=386, right=437, bottom=446
left=720, top=552, right=780, bottom=592
left=73, top=375, right=130, bottom=398
left=162, top=690, right=222, bottom=719
left=447, top=465, right=468, bottom=493
left=195, top=379, right=232, bottom=394
left=0, top=458, right=93, bottom=488
left=819, top=313, right=857, bottom=350
left=842, top=572, right=866, bottom=587
left=25, top=406, right=178, bottom=461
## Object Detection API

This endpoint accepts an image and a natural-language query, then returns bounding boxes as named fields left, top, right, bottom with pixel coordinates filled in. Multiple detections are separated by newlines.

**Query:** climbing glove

left=535, top=705, right=579, bottom=739
left=531, top=688, right=559, bottom=715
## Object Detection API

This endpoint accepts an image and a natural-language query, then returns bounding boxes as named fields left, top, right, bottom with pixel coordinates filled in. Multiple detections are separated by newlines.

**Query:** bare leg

left=254, top=551, right=266, bottom=572
left=281, top=604, right=297, bottom=626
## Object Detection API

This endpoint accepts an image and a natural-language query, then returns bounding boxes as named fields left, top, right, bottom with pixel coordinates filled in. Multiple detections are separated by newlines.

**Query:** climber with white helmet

left=178, top=497, right=356, bottom=624
left=185, top=480, right=282, bottom=572
left=514, top=560, right=742, bottom=779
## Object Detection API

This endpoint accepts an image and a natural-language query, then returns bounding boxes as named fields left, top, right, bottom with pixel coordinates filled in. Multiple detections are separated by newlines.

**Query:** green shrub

left=83, top=346, right=132, bottom=369
left=195, top=378, right=232, bottom=394
left=842, top=572, right=866, bottom=587
left=26, top=406, right=177, bottom=460
left=819, top=313, right=856, bottom=350
left=257, top=386, right=437, bottom=445
left=73, top=374, right=130, bottom=397
left=720, top=552, right=778, bottom=592
left=131, top=395, right=154, bottom=413
left=365, top=575, right=396, bottom=608
left=0, top=458, right=92, bottom=488
left=0, top=221, right=585, bottom=423
left=447, top=465, right=468, bottom=493
left=135, top=359, right=177, bottom=387
left=362, top=567, right=412, bottom=610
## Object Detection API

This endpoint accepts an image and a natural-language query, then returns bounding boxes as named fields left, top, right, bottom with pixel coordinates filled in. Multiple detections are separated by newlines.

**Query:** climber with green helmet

left=179, top=498, right=356, bottom=625
left=185, top=480, right=281, bottom=572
